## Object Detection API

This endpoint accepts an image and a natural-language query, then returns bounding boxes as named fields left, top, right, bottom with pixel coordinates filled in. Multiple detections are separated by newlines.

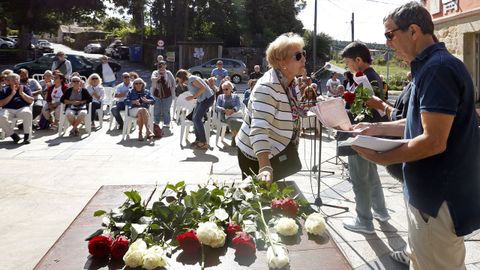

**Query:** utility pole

left=313, top=0, right=317, bottom=73
left=351, top=12, right=355, bottom=42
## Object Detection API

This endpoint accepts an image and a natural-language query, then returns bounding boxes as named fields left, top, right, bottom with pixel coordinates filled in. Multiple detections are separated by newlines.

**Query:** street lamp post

left=312, top=0, right=317, bottom=73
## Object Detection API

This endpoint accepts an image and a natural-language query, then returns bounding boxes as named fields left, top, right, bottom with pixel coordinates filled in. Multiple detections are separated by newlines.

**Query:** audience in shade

left=42, top=72, right=68, bottom=128
left=60, top=76, right=92, bottom=137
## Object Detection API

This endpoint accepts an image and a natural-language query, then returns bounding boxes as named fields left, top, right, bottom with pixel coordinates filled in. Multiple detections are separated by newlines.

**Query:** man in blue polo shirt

left=352, top=2, right=480, bottom=269
left=0, top=73, right=34, bottom=144
left=211, top=60, right=228, bottom=87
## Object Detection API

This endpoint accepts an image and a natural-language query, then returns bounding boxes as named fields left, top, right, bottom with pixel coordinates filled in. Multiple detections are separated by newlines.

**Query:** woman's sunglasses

left=292, top=50, right=306, bottom=61
left=384, top=28, right=401, bottom=41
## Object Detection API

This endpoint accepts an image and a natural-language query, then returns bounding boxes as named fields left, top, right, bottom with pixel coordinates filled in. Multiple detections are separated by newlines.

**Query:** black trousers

left=237, top=147, right=259, bottom=179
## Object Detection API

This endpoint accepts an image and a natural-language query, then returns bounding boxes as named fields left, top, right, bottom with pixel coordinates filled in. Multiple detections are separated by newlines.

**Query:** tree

left=107, top=0, right=147, bottom=32
left=303, top=30, right=333, bottom=65
left=0, top=0, right=105, bottom=57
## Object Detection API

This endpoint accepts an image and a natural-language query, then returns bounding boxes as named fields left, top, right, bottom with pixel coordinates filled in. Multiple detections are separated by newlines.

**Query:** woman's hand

left=257, top=166, right=273, bottom=183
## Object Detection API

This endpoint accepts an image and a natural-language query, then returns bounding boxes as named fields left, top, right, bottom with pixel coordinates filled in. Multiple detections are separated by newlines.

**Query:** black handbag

left=269, top=140, right=302, bottom=182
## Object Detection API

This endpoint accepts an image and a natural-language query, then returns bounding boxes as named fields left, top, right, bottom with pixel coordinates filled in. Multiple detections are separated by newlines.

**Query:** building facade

left=423, top=0, right=480, bottom=101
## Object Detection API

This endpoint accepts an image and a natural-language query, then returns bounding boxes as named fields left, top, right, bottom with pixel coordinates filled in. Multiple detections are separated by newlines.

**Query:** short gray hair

left=384, top=1, right=434, bottom=35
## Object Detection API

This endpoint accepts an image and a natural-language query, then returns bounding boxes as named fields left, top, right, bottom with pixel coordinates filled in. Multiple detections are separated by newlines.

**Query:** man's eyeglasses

left=91, top=78, right=99, bottom=80
left=72, top=80, right=81, bottom=83
left=123, top=76, right=130, bottom=79
left=384, top=28, right=401, bottom=41
left=292, top=50, right=306, bottom=61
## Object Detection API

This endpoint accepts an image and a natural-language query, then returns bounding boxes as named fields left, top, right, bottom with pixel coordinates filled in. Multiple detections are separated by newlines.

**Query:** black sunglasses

left=293, top=50, right=306, bottom=61
left=384, top=28, right=401, bottom=41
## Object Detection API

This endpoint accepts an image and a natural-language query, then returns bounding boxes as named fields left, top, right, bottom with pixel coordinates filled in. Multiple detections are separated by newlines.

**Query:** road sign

left=166, top=51, right=175, bottom=62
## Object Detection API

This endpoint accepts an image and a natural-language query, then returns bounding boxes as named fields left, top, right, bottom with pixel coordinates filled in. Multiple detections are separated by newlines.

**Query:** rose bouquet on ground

left=87, top=177, right=327, bottom=269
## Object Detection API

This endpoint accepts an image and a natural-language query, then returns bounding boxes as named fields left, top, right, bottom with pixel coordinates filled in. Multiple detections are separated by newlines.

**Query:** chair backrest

left=32, top=74, right=43, bottom=81
left=103, top=87, right=115, bottom=106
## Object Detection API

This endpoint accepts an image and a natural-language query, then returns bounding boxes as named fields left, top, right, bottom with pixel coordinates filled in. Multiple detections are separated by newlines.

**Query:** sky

left=297, top=0, right=414, bottom=44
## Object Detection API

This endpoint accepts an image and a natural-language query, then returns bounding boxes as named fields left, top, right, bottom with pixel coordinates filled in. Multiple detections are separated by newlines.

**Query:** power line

left=364, top=0, right=399, bottom=5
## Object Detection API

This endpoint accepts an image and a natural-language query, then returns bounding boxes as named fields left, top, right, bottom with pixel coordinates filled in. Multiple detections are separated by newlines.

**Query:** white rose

left=129, top=239, right=148, bottom=251
left=196, top=221, right=226, bottom=248
left=214, top=208, right=229, bottom=221
left=123, top=249, right=145, bottom=268
left=305, top=213, right=326, bottom=236
left=123, top=239, right=147, bottom=268
left=142, top=245, right=168, bottom=270
left=267, top=244, right=289, bottom=269
left=274, top=217, right=299, bottom=236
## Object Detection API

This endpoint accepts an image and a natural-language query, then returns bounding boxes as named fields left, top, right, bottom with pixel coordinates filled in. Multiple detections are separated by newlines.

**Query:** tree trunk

left=17, top=0, right=35, bottom=60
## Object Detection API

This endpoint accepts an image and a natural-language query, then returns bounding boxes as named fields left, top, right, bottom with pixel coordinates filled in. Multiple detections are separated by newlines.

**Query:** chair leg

left=98, top=109, right=103, bottom=129
left=221, top=125, right=227, bottom=143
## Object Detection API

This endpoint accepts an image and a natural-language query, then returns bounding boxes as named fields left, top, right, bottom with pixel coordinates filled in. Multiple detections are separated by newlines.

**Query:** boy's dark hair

left=341, top=41, right=372, bottom=65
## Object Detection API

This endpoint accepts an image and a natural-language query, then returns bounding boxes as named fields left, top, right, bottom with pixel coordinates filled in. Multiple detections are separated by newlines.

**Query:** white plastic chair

left=178, top=106, right=212, bottom=147
left=214, top=110, right=229, bottom=146
left=95, top=87, right=115, bottom=129
left=32, top=74, right=43, bottom=81
left=57, top=103, right=92, bottom=137
left=108, top=99, right=127, bottom=130
left=121, top=106, right=154, bottom=140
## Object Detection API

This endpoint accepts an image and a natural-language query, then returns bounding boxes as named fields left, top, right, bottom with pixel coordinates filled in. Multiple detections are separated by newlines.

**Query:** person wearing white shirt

left=95, top=55, right=121, bottom=87
left=110, top=72, right=132, bottom=129
left=86, top=73, right=105, bottom=128
left=326, top=72, right=342, bottom=97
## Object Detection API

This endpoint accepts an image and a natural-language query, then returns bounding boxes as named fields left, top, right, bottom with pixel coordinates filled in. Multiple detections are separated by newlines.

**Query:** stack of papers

left=339, top=135, right=409, bottom=152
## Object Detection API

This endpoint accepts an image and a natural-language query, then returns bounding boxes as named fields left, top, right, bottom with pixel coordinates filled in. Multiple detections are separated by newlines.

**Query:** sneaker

left=373, top=211, right=391, bottom=222
left=11, top=133, right=21, bottom=144
left=390, top=250, right=410, bottom=266
left=343, top=218, right=375, bottom=234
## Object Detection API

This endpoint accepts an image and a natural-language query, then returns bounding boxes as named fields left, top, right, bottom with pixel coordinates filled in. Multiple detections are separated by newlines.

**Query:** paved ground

left=1, top=110, right=479, bottom=270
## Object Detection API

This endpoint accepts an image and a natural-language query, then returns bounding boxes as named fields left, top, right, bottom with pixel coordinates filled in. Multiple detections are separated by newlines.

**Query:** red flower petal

left=88, top=235, right=113, bottom=258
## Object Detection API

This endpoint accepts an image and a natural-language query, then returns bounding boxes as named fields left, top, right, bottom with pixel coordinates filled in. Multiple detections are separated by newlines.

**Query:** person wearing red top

left=42, top=73, right=68, bottom=128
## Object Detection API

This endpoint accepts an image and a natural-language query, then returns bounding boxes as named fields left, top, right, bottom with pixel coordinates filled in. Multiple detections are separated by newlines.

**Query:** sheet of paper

left=339, top=135, right=409, bottom=152
left=311, top=98, right=352, bottom=131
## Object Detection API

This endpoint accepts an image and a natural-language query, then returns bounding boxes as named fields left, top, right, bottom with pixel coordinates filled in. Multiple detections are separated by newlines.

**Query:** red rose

left=176, top=230, right=201, bottom=255
left=343, top=92, right=356, bottom=105
left=355, top=71, right=364, bottom=77
left=281, top=198, right=299, bottom=217
left=110, top=235, right=129, bottom=260
left=232, top=232, right=256, bottom=257
left=226, top=223, right=242, bottom=239
left=271, top=199, right=283, bottom=210
left=88, top=235, right=113, bottom=258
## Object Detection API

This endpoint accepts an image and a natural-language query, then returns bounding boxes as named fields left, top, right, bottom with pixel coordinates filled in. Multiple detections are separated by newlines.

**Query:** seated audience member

left=215, top=81, right=242, bottom=145
left=326, top=72, right=341, bottom=97
left=243, top=79, right=257, bottom=107
left=111, top=72, right=132, bottom=130
left=207, top=77, right=220, bottom=98
left=125, top=78, right=155, bottom=141
left=85, top=73, right=105, bottom=128
left=1, top=69, right=14, bottom=88
left=129, top=72, right=140, bottom=80
left=18, top=68, right=43, bottom=122
left=300, top=86, right=318, bottom=134
left=0, top=73, right=34, bottom=144
left=68, top=72, right=85, bottom=88
left=60, top=76, right=92, bottom=136
left=249, top=65, right=263, bottom=80
left=39, top=70, right=54, bottom=94
left=310, top=83, right=319, bottom=96
left=42, top=73, right=68, bottom=127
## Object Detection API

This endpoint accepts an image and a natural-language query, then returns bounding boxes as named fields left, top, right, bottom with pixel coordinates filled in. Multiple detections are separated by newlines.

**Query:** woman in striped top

left=236, top=33, right=306, bottom=182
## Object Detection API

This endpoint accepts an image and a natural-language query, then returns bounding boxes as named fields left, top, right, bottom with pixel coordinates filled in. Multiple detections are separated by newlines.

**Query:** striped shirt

left=236, top=69, right=294, bottom=159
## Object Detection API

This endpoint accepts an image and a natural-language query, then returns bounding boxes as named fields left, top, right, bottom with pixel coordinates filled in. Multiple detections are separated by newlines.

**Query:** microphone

left=311, top=62, right=332, bottom=77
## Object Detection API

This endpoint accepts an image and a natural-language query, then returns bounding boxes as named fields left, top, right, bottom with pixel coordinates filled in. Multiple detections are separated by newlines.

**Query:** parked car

left=0, top=36, right=15, bottom=49
left=188, top=58, right=248, bottom=84
left=105, top=40, right=129, bottom=60
left=84, top=43, right=104, bottom=54
left=36, top=41, right=54, bottom=53
left=13, top=53, right=97, bottom=77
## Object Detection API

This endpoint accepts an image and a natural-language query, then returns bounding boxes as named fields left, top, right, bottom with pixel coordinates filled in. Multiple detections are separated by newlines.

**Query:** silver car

left=188, top=58, right=248, bottom=84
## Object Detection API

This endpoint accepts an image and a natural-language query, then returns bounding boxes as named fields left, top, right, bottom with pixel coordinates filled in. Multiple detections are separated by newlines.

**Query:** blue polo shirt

left=0, top=86, right=32, bottom=109
left=405, top=42, right=480, bottom=236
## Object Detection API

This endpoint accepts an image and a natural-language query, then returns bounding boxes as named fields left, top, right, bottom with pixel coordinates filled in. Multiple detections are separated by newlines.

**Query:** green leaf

left=124, top=191, right=141, bottom=204
left=175, top=181, right=185, bottom=189
left=281, top=186, right=295, bottom=197
left=150, top=223, right=161, bottom=230
left=166, top=183, right=177, bottom=192
left=152, top=201, right=173, bottom=220
left=85, top=229, right=103, bottom=241
left=93, top=210, right=106, bottom=217
left=184, top=195, right=194, bottom=208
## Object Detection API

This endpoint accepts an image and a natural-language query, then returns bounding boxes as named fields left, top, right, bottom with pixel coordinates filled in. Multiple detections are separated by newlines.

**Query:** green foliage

left=350, top=83, right=373, bottom=120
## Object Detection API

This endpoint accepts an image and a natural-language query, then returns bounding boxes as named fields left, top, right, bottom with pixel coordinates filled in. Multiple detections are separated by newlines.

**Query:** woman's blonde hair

left=266, top=32, right=305, bottom=69
left=221, top=80, right=235, bottom=91
left=87, top=73, right=103, bottom=86
left=132, top=78, right=146, bottom=89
